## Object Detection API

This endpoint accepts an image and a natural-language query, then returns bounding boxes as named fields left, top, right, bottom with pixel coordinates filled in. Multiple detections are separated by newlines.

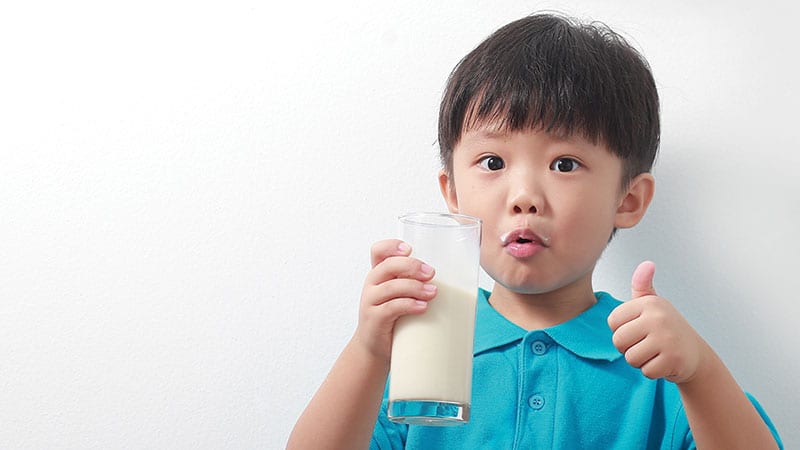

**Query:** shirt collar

left=474, top=289, right=623, bottom=362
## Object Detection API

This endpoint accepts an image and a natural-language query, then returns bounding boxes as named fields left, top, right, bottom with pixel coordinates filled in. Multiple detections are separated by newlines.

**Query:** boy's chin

left=494, top=278, right=559, bottom=296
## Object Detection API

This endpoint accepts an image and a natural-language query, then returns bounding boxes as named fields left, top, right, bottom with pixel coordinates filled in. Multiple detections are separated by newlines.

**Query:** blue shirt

left=371, top=289, right=782, bottom=449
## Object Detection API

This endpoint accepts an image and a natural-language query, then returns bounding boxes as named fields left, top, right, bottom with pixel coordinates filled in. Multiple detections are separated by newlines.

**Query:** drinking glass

left=388, top=212, right=481, bottom=426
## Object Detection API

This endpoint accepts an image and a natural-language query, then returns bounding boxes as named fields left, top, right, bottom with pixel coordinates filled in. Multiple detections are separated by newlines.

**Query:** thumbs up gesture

left=607, top=261, right=709, bottom=384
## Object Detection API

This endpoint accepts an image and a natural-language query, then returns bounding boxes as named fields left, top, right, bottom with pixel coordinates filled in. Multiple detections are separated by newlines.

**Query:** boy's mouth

left=501, top=228, right=550, bottom=258
left=500, top=229, right=550, bottom=247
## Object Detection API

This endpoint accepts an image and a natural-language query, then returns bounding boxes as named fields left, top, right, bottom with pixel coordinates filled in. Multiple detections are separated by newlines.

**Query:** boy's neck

left=488, top=276, right=598, bottom=331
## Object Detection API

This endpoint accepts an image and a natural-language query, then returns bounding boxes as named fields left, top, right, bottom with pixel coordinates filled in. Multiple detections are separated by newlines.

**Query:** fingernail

left=420, top=263, right=434, bottom=275
left=415, top=300, right=428, bottom=308
left=423, top=284, right=437, bottom=294
left=398, top=242, right=411, bottom=253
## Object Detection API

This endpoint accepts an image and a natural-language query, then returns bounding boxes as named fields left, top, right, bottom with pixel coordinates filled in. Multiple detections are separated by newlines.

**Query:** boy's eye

left=478, top=156, right=505, bottom=171
left=550, top=157, right=581, bottom=173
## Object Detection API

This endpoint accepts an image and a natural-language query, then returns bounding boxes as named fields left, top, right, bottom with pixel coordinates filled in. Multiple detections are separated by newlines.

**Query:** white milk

left=389, top=281, right=477, bottom=404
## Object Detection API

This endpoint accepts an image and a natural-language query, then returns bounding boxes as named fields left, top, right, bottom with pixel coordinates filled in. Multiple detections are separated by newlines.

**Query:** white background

left=1, top=1, right=797, bottom=448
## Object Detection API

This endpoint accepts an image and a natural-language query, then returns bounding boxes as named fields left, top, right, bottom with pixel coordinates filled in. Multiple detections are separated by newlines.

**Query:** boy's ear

left=438, top=170, right=459, bottom=213
left=615, top=173, right=655, bottom=229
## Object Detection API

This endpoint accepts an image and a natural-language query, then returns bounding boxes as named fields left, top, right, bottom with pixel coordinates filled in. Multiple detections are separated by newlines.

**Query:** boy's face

left=439, top=125, right=653, bottom=295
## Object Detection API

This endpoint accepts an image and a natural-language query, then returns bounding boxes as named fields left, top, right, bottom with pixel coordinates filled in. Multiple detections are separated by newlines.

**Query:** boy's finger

left=363, top=278, right=437, bottom=307
left=607, top=300, right=644, bottom=332
left=610, top=316, right=647, bottom=353
left=375, top=297, right=430, bottom=322
left=631, top=260, right=657, bottom=299
left=365, top=255, right=435, bottom=287
left=370, top=239, right=412, bottom=268
left=622, top=337, right=660, bottom=371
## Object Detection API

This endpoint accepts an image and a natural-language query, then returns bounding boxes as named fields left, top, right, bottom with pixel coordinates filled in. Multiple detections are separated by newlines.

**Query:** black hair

left=438, top=12, right=660, bottom=186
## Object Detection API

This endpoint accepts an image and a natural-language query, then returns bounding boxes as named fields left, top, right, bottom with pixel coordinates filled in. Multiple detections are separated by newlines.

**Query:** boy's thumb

left=631, top=260, right=657, bottom=299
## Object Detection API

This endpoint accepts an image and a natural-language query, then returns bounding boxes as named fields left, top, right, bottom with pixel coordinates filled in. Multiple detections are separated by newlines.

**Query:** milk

left=389, top=281, right=477, bottom=405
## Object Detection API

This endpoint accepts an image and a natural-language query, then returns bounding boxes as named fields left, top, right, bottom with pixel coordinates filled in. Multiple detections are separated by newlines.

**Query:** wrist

left=677, top=338, right=720, bottom=387
left=349, top=331, right=392, bottom=370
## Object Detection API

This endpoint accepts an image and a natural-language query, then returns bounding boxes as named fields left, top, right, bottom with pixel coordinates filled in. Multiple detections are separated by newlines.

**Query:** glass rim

left=398, top=212, right=481, bottom=228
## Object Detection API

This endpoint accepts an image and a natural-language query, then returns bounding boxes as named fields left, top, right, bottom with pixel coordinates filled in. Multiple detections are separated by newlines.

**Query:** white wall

left=1, top=1, right=797, bottom=448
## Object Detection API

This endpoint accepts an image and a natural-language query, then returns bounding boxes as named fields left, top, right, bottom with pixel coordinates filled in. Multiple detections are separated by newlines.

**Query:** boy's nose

left=508, top=168, right=545, bottom=215
left=513, top=203, right=538, bottom=214
left=509, top=185, right=542, bottom=215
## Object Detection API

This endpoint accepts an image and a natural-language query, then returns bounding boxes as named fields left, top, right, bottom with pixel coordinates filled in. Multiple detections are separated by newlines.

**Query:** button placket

left=516, top=332, right=556, bottom=448
left=524, top=335, right=550, bottom=413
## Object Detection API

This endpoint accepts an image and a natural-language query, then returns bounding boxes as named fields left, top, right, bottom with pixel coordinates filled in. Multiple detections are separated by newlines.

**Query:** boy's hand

left=352, top=239, right=437, bottom=363
left=608, top=261, right=709, bottom=384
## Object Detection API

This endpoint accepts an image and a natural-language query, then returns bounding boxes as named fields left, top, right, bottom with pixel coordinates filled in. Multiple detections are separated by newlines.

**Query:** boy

left=288, top=13, right=782, bottom=449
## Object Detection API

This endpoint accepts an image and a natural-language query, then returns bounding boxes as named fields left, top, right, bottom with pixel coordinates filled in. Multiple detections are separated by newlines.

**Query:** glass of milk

left=388, top=212, right=481, bottom=426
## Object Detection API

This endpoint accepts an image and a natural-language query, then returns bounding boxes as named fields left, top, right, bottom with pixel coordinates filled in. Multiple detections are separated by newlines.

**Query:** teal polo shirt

left=371, top=289, right=782, bottom=449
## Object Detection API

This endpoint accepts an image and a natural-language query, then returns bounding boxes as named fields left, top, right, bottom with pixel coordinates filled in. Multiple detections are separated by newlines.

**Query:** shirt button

left=528, top=394, right=545, bottom=410
left=531, top=340, right=547, bottom=355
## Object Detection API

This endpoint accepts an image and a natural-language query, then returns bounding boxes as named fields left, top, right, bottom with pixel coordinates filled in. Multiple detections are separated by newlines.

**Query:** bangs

left=459, top=78, right=604, bottom=144
left=438, top=13, right=659, bottom=182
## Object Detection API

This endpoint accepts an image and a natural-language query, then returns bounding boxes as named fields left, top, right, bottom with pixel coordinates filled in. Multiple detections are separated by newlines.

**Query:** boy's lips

left=501, top=228, right=550, bottom=258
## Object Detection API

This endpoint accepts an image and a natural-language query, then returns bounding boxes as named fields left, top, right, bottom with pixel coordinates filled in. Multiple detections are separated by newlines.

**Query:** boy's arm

left=608, top=261, right=780, bottom=450
left=677, top=343, right=780, bottom=449
left=286, top=337, right=390, bottom=450
left=287, top=240, right=437, bottom=450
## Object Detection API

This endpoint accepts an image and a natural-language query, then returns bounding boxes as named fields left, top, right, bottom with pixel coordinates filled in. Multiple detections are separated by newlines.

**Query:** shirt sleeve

left=369, top=398, right=407, bottom=450
left=746, top=392, right=784, bottom=449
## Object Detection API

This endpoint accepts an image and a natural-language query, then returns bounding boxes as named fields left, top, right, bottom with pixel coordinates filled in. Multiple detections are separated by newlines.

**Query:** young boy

left=288, top=13, right=783, bottom=449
